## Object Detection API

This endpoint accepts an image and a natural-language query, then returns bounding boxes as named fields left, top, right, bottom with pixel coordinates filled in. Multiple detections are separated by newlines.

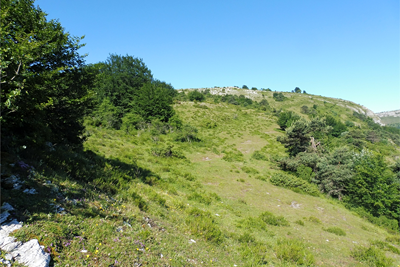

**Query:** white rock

left=189, top=239, right=196, bottom=243
left=0, top=219, right=23, bottom=252
left=23, top=188, right=38, bottom=194
left=80, top=249, right=88, bottom=253
left=12, top=239, right=50, bottom=267
left=0, top=211, right=10, bottom=224
left=1, top=203, right=15, bottom=212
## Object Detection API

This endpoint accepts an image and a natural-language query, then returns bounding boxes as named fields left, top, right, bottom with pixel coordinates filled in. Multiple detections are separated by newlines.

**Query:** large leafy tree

left=94, top=54, right=153, bottom=114
left=1, top=0, right=93, bottom=150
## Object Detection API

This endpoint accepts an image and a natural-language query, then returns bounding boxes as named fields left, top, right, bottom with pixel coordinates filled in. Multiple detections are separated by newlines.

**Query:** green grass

left=4, top=88, right=400, bottom=266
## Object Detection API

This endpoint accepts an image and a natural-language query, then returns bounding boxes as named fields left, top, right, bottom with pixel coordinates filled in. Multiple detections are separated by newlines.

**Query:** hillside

left=376, top=110, right=400, bottom=128
left=2, top=87, right=400, bottom=266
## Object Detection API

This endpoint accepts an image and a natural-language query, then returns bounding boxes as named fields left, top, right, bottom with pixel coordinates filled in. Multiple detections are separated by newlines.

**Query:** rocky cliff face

left=375, top=109, right=400, bottom=118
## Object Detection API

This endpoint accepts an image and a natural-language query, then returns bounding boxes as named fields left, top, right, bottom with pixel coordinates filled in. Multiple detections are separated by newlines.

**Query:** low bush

left=323, top=226, right=346, bottom=236
left=295, top=220, right=304, bottom=226
left=275, top=238, right=315, bottom=265
left=251, top=150, right=268, bottom=161
left=259, top=211, right=289, bottom=226
left=351, top=245, right=394, bottom=267
left=270, top=172, right=320, bottom=196
left=370, top=240, right=400, bottom=255
left=130, top=191, right=148, bottom=211
left=187, top=192, right=212, bottom=205
left=241, top=166, right=259, bottom=175
left=222, top=150, right=244, bottom=162
left=185, top=207, right=223, bottom=243
left=308, top=216, right=322, bottom=224
left=386, top=235, right=400, bottom=246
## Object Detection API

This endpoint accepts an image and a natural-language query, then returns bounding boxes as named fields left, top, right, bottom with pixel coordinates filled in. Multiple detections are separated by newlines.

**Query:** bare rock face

left=11, top=239, right=50, bottom=267
left=0, top=203, right=50, bottom=267
left=375, top=109, right=400, bottom=118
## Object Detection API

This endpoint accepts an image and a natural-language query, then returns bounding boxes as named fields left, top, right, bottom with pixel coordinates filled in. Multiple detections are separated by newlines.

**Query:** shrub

left=270, top=172, right=320, bottom=196
left=121, top=112, right=144, bottom=133
left=386, top=235, right=400, bottom=246
left=187, top=192, right=212, bottom=205
left=308, top=216, right=322, bottom=224
left=201, top=119, right=217, bottom=129
left=275, top=238, right=315, bottom=265
left=222, top=150, right=244, bottom=162
left=351, top=245, right=393, bottom=267
left=295, top=220, right=304, bottom=226
left=149, top=191, right=166, bottom=207
left=236, top=217, right=268, bottom=231
left=188, top=90, right=205, bottom=102
left=277, top=111, right=300, bottom=130
left=174, top=125, right=200, bottom=142
left=323, top=226, right=346, bottom=236
left=241, top=166, right=259, bottom=175
left=151, top=143, right=185, bottom=158
left=273, top=92, right=286, bottom=102
left=259, top=211, right=289, bottom=226
left=371, top=240, right=400, bottom=255
left=185, top=208, right=223, bottom=243
left=251, top=150, right=268, bottom=161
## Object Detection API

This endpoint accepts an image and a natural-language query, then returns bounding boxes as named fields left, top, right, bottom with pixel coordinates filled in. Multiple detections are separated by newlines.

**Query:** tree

left=277, top=111, right=300, bottom=130
left=294, top=87, right=301, bottom=93
left=277, top=119, right=310, bottom=156
left=273, top=92, right=286, bottom=101
left=242, top=85, right=249, bottom=89
left=251, top=87, right=257, bottom=90
left=346, top=150, right=400, bottom=220
left=133, top=82, right=175, bottom=122
left=94, top=54, right=153, bottom=113
left=1, top=0, right=93, bottom=150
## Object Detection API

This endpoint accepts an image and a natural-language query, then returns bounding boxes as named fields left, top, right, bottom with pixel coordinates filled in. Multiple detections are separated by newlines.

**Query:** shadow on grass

left=1, top=145, right=158, bottom=223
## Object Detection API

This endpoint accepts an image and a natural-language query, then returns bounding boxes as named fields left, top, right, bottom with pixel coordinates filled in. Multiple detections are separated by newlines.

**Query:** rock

left=290, top=201, right=300, bottom=209
left=0, top=219, right=23, bottom=252
left=0, top=211, right=10, bottom=224
left=12, top=239, right=50, bottom=267
left=1, top=203, right=15, bottom=212
left=23, top=188, right=38, bottom=194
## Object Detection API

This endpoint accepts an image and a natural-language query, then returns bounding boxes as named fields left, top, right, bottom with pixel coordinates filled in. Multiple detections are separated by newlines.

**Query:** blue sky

left=36, top=0, right=399, bottom=113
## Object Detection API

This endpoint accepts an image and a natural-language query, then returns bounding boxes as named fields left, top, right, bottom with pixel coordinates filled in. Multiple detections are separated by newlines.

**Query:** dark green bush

left=323, top=226, right=346, bottom=236
left=185, top=208, right=223, bottom=243
left=259, top=211, right=289, bottom=226
left=251, top=150, right=268, bottom=161
left=270, top=172, right=320, bottom=196
left=188, top=90, right=205, bottom=102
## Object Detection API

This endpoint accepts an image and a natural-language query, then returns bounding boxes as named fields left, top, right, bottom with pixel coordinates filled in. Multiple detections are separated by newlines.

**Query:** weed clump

left=130, top=191, right=148, bottom=211
left=185, top=207, right=223, bottom=244
left=275, top=238, right=315, bottom=265
left=187, top=192, right=212, bottom=205
left=351, top=245, right=394, bottom=267
left=222, top=149, right=244, bottom=162
left=323, top=226, right=346, bottom=236
left=308, top=216, right=322, bottom=224
left=370, top=240, right=400, bottom=255
left=251, top=150, right=268, bottom=161
left=241, top=166, right=259, bottom=175
left=259, top=211, right=289, bottom=226
left=295, top=220, right=305, bottom=226
left=386, top=235, right=400, bottom=246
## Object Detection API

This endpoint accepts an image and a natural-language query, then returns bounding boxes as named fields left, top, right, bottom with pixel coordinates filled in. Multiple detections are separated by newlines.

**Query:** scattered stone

left=80, top=249, right=88, bottom=253
left=189, top=239, right=196, bottom=244
left=0, top=259, right=11, bottom=267
left=2, top=203, right=15, bottom=212
left=23, top=188, right=38, bottom=194
left=116, top=227, right=123, bottom=232
left=0, top=211, right=10, bottom=225
left=0, top=219, right=23, bottom=252
left=290, top=201, right=300, bottom=209
left=4, top=253, right=13, bottom=261
left=215, top=214, right=220, bottom=216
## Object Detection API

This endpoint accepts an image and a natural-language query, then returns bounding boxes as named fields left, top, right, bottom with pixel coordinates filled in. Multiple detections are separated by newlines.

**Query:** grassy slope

left=5, top=89, right=400, bottom=266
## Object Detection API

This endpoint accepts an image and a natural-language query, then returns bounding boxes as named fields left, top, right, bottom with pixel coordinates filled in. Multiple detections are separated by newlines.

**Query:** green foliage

left=151, top=143, right=185, bottom=158
left=185, top=208, right=223, bottom=243
left=293, top=87, right=302, bottom=93
left=370, top=240, right=400, bottom=255
left=351, top=245, right=394, bottom=267
left=277, top=119, right=311, bottom=156
left=295, top=220, right=305, bottom=226
left=270, top=172, right=320, bottom=196
left=222, top=149, right=244, bottom=162
left=220, top=94, right=253, bottom=107
left=188, top=90, right=205, bottom=102
left=277, top=111, right=300, bottom=130
left=241, top=166, right=259, bottom=175
left=93, top=54, right=153, bottom=113
left=296, top=165, right=315, bottom=183
left=259, top=211, right=290, bottom=226
left=121, top=112, right=144, bottom=133
left=275, top=238, right=315, bottom=266
left=242, top=85, right=249, bottom=89
left=251, top=150, right=268, bottom=161
left=259, top=99, right=269, bottom=111
left=187, top=192, right=212, bottom=205
left=315, top=146, right=354, bottom=200
left=273, top=92, right=286, bottom=101
left=308, top=216, right=322, bottom=224
left=173, top=125, right=200, bottom=142
left=301, top=105, right=310, bottom=114
left=251, top=87, right=257, bottom=90
left=353, top=207, right=399, bottom=233
left=1, top=0, right=93, bottom=150
left=346, top=150, right=400, bottom=220
left=325, top=115, right=347, bottom=137
left=236, top=217, right=268, bottom=231
left=323, top=227, right=346, bottom=236
left=386, top=235, right=400, bottom=246
left=130, top=191, right=148, bottom=211
left=201, top=119, right=217, bottom=129
left=90, top=98, right=121, bottom=129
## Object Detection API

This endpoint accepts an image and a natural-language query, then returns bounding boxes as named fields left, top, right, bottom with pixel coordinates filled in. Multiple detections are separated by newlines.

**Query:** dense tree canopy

left=1, top=0, right=92, bottom=150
